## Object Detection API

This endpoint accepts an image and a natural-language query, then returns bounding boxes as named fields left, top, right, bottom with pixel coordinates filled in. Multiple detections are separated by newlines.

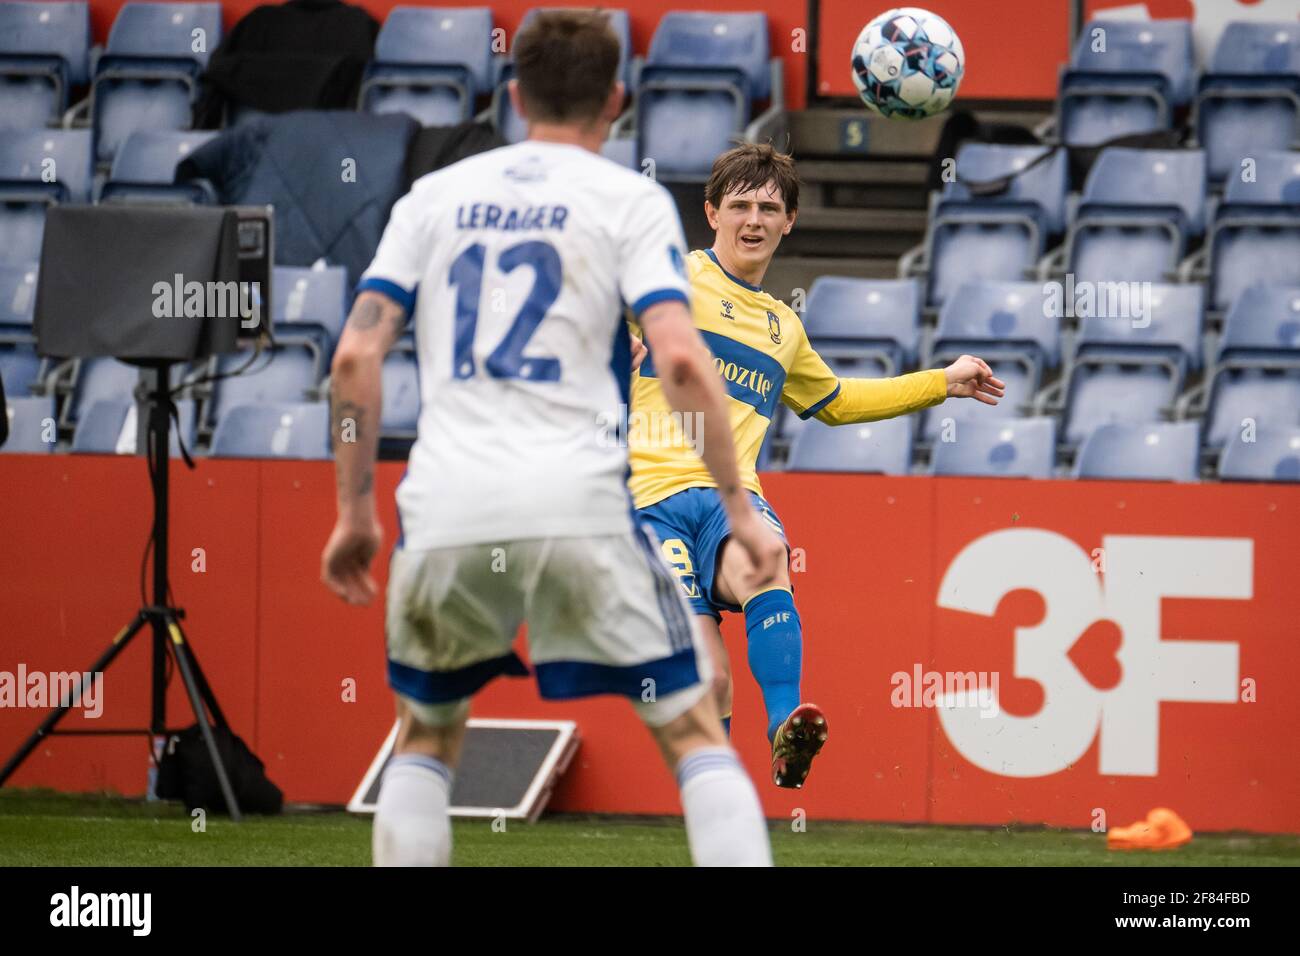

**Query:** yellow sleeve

left=810, top=369, right=948, bottom=425
left=780, top=324, right=843, bottom=420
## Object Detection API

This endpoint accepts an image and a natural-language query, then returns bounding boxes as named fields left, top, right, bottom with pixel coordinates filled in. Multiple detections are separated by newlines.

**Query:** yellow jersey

left=627, top=249, right=948, bottom=509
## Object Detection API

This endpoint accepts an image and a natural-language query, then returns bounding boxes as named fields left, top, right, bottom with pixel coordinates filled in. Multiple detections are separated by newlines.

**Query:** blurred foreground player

left=628, top=144, right=1005, bottom=787
left=320, top=11, right=784, bottom=866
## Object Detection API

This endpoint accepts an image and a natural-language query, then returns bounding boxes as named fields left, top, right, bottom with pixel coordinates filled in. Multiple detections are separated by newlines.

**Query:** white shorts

left=385, top=527, right=710, bottom=727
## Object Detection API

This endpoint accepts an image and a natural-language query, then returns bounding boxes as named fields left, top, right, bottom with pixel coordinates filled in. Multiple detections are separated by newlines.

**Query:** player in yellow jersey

left=627, top=144, right=1004, bottom=787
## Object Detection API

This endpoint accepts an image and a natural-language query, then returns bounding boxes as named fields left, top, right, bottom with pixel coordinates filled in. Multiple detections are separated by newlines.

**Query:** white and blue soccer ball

left=851, top=8, right=965, bottom=120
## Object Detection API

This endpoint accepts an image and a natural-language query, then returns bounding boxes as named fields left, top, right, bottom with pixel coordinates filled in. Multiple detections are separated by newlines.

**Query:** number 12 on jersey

left=449, top=239, right=562, bottom=382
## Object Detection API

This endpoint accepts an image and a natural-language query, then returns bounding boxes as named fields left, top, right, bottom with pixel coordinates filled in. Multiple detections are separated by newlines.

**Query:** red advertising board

left=1, top=456, right=1296, bottom=833
left=816, top=0, right=1072, bottom=100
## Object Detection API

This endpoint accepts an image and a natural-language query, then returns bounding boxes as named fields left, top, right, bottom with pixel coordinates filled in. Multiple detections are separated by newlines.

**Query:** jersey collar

left=704, top=248, right=763, bottom=293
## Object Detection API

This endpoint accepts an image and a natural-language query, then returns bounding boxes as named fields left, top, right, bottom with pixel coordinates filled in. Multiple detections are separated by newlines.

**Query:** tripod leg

left=165, top=618, right=243, bottom=822
left=174, top=627, right=230, bottom=731
left=0, top=612, right=150, bottom=787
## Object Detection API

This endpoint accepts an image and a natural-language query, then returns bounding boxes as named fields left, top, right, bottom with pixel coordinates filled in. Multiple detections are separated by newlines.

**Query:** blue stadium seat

left=0, top=260, right=37, bottom=337
left=1057, top=19, right=1194, bottom=147
left=1062, top=283, right=1202, bottom=445
left=361, top=7, right=494, bottom=126
left=0, top=393, right=54, bottom=452
left=0, top=339, right=39, bottom=395
left=1206, top=150, right=1300, bottom=312
left=381, top=348, right=420, bottom=436
left=70, top=395, right=195, bottom=455
left=0, top=1, right=90, bottom=128
left=922, top=280, right=1060, bottom=441
left=493, top=8, right=632, bottom=144
left=803, top=277, right=921, bottom=376
left=207, top=346, right=320, bottom=434
left=637, top=12, right=772, bottom=181
left=931, top=417, right=1056, bottom=479
left=1196, top=22, right=1300, bottom=183
left=1219, top=426, right=1300, bottom=482
left=600, top=136, right=638, bottom=171
left=927, top=144, right=1067, bottom=308
left=209, top=401, right=331, bottom=460
left=784, top=416, right=912, bottom=475
left=271, top=263, right=349, bottom=362
left=98, top=129, right=217, bottom=204
left=91, top=2, right=221, bottom=163
left=1068, top=148, right=1205, bottom=284
left=63, top=357, right=141, bottom=428
left=1074, top=421, right=1200, bottom=481
left=0, top=128, right=92, bottom=265
left=1201, top=284, right=1300, bottom=449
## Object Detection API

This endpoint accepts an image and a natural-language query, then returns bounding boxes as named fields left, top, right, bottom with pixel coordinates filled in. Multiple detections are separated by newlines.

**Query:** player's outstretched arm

left=810, top=356, right=1005, bottom=425
left=321, top=290, right=407, bottom=605
left=639, top=301, right=785, bottom=592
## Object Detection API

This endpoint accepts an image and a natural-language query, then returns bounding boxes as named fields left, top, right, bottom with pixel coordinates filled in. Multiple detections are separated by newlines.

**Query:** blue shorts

left=637, top=486, right=787, bottom=620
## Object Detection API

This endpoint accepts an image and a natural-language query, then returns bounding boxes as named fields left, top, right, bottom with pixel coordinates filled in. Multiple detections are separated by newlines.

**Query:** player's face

left=706, top=180, right=796, bottom=275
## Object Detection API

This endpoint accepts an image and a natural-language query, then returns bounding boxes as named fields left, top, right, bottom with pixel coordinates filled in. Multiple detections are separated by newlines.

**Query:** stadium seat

left=209, top=401, right=331, bottom=460
left=0, top=393, right=54, bottom=452
left=493, top=8, right=632, bottom=144
left=1218, top=426, right=1300, bottom=482
left=1195, top=22, right=1300, bottom=183
left=361, top=7, right=495, bottom=126
left=600, top=136, right=638, bottom=171
left=271, top=263, right=349, bottom=362
left=1056, top=19, right=1194, bottom=147
left=922, top=279, right=1060, bottom=441
left=0, top=1, right=90, bottom=129
left=1061, top=283, right=1203, bottom=445
left=0, top=260, right=37, bottom=338
left=926, top=144, right=1067, bottom=308
left=205, top=346, right=321, bottom=435
left=69, top=395, right=196, bottom=455
left=98, top=130, right=218, bottom=204
left=636, top=12, right=774, bottom=181
left=1205, top=151, right=1300, bottom=313
left=0, top=340, right=40, bottom=396
left=91, top=2, right=221, bottom=164
left=1066, top=148, right=1205, bottom=285
left=62, top=357, right=141, bottom=429
left=784, top=416, right=912, bottom=475
left=0, top=128, right=93, bottom=265
left=931, top=417, right=1056, bottom=479
left=802, top=276, right=921, bottom=376
left=1200, top=283, right=1300, bottom=449
left=381, top=348, right=420, bottom=437
left=1073, top=421, right=1200, bottom=481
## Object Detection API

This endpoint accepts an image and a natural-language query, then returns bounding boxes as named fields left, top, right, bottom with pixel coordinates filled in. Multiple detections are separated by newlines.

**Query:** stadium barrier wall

left=0, top=455, right=1296, bottom=833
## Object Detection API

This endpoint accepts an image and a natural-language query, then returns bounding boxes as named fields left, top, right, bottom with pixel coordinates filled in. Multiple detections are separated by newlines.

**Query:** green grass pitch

left=2, top=789, right=1297, bottom=866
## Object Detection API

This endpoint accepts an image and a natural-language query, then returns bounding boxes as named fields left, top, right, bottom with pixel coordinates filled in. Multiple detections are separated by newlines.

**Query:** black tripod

left=0, top=364, right=243, bottom=820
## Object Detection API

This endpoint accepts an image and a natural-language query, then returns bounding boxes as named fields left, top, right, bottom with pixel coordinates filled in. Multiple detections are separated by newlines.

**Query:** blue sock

left=721, top=716, right=731, bottom=737
left=743, top=588, right=802, bottom=742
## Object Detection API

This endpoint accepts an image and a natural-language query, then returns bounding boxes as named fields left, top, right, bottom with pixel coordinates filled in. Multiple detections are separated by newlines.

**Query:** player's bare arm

left=321, top=290, right=407, bottom=606
left=639, top=299, right=786, bottom=593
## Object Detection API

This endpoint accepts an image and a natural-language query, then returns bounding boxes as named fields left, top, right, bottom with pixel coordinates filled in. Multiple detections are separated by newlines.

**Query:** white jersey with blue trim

left=359, top=140, right=690, bottom=550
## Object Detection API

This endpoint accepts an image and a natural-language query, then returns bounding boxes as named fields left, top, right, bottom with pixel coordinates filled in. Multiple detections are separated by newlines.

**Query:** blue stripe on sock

left=676, top=747, right=740, bottom=787
left=387, top=753, right=453, bottom=787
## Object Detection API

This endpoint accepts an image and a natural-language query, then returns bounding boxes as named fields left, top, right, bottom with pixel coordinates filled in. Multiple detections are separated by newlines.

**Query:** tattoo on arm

left=347, top=298, right=384, bottom=331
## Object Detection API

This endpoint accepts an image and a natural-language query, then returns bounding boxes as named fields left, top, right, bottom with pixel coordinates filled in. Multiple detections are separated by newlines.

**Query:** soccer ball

left=850, top=8, right=965, bottom=120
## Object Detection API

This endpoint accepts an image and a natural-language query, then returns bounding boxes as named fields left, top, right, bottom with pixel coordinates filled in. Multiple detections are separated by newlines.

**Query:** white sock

left=372, top=754, right=453, bottom=867
left=676, top=747, right=772, bottom=866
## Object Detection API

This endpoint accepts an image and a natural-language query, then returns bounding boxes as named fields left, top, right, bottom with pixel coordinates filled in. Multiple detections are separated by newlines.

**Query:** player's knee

left=710, top=671, right=732, bottom=713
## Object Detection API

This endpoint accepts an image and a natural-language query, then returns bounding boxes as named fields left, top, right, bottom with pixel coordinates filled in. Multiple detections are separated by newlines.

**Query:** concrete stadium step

left=763, top=256, right=902, bottom=303
left=781, top=206, right=926, bottom=258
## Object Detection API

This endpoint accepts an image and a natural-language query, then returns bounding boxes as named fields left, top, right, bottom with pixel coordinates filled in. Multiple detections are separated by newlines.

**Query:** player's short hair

left=514, top=10, right=620, bottom=125
left=705, top=143, right=801, bottom=214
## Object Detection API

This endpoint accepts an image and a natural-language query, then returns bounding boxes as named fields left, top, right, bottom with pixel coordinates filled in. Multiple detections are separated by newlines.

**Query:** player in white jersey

left=320, top=11, right=783, bottom=867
